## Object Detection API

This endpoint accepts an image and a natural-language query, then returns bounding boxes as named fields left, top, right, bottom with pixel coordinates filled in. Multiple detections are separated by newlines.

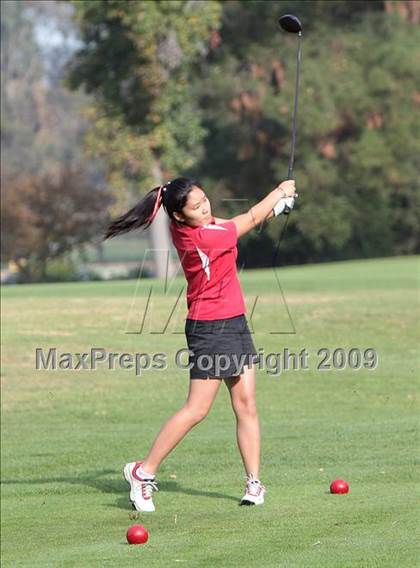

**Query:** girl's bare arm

left=231, top=180, right=296, bottom=238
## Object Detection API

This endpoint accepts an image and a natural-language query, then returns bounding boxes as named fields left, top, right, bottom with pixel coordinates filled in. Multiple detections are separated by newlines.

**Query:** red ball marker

left=330, top=479, right=350, bottom=494
left=126, top=524, right=149, bottom=545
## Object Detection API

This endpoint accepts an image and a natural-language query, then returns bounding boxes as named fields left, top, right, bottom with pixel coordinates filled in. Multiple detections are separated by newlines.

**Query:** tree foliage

left=1, top=1, right=115, bottom=281
left=63, top=1, right=420, bottom=264
left=192, top=1, right=420, bottom=264
left=1, top=0, right=93, bottom=178
left=65, top=0, right=222, bottom=213
left=1, top=166, right=113, bottom=282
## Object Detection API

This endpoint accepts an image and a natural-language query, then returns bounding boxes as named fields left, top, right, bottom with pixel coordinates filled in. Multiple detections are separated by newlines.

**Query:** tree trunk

left=39, top=256, right=48, bottom=281
left=149, top=162, right=177, bottom=280
left=96, top=242, right=104, bottom=262
left=15, top=258, right=33, bottom=283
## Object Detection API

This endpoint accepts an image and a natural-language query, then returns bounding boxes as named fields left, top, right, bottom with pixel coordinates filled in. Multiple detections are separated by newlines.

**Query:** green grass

left=1, top=256, right=419, bottom=567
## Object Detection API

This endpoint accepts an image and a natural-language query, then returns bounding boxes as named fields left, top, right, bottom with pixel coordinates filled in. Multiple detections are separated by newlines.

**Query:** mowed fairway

left=1, top=257, right=418, bottom=567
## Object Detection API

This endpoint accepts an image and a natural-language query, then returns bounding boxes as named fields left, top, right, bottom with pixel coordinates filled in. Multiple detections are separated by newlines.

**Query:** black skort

left=185, top=314, right=259, bottom=380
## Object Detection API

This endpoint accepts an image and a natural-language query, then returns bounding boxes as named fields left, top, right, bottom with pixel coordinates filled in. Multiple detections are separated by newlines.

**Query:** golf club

left=278, top=14, right=302, bottom=214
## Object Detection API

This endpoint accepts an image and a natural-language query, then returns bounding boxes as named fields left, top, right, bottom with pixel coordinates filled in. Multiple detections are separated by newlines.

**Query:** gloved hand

left=273, top=194, right=298, bottom=216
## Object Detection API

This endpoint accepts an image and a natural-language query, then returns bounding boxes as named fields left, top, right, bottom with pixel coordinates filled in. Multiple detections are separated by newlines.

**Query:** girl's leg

left=224, top=364, right=260, bottom=478
left=141, top=378, right=222, bottom=475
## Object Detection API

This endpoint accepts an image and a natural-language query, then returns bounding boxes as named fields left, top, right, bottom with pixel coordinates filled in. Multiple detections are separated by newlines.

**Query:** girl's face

left=175, top=186, right=212, bottom=227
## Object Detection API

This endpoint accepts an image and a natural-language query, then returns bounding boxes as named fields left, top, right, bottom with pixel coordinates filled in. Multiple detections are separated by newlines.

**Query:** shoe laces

left=140, top=479, right=159, bottom=498
left=244, top=473, right=265, bottom=490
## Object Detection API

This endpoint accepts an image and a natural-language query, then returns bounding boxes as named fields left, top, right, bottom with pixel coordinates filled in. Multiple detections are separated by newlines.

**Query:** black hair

left=103, top=177, right=203, bottom=240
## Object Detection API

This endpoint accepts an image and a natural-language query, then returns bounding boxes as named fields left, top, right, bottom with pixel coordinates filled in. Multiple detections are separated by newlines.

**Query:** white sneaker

left=240, top=473, right=266, bottom=506
left=123, top=461, right=158, bottom=512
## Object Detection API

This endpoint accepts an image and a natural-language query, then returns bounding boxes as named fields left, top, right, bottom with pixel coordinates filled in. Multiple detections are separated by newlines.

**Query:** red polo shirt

left=169, top=216, right=246, bottom=320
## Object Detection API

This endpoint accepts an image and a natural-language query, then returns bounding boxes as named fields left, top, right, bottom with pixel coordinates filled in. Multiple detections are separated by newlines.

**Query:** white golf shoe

left=123, top=461, right=158, bottom=512
left=240, top=473, right=266, bottom=506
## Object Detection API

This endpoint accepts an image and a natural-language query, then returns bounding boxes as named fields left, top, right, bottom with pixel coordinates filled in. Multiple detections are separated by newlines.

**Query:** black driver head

left=278, top=14, right=302, bottom=34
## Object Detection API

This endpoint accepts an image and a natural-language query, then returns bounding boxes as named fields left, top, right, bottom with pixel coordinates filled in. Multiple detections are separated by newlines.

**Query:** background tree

left=1, top=0, right=45, bottom=177
left=1, top=0, right=93, bottom=178
left=1, top=165, right=113, bottom=282
left=3, top=0, right=418, bottom=278
left=64, top=0, right=223, bottom=278
left=191, top=0, right=420, bottom=265
left=1, top=0, right=113, bottom=280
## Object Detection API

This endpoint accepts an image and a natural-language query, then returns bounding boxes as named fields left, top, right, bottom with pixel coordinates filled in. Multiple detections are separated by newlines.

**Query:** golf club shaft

left=287, top=32, right=302, bottom=180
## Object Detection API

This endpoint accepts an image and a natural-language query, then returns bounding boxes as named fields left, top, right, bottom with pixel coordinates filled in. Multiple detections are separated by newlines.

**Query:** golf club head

left=278, top=14, right=302, bottom=34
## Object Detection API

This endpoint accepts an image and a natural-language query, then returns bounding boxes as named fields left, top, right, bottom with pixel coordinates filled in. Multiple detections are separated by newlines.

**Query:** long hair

left=103, top=177, right=202, bottom=240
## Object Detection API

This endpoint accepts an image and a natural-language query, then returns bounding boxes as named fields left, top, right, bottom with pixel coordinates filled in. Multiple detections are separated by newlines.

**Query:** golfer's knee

left=183, top=404, right=210, bottom=425
left=234, top=397, right=257, bottom=419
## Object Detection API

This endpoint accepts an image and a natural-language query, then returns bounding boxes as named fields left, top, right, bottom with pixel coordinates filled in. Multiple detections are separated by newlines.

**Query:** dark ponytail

left=103, top=177, right=202, bottom=240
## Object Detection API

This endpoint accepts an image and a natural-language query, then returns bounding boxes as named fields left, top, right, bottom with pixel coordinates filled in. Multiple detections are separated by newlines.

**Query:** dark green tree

left=64, top=0, right=420, bottom=267
left=192, top=1, right=420, bottom=264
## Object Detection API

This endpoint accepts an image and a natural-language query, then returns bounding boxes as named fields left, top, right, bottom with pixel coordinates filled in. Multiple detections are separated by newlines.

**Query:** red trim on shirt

left=170, top=216, right=246, bottom=320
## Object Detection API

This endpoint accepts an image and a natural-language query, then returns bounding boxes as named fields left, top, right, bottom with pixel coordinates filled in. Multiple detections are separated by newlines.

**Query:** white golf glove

left=273, top=195, right=298, bottom=216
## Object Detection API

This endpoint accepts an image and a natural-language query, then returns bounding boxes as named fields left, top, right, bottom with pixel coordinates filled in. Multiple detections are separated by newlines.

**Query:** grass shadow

left=2, top=469, right=239, bottom=508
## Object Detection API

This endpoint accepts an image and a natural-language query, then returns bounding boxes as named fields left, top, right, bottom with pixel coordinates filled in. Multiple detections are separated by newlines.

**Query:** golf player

left=104, top=177, right=296, bottom=511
